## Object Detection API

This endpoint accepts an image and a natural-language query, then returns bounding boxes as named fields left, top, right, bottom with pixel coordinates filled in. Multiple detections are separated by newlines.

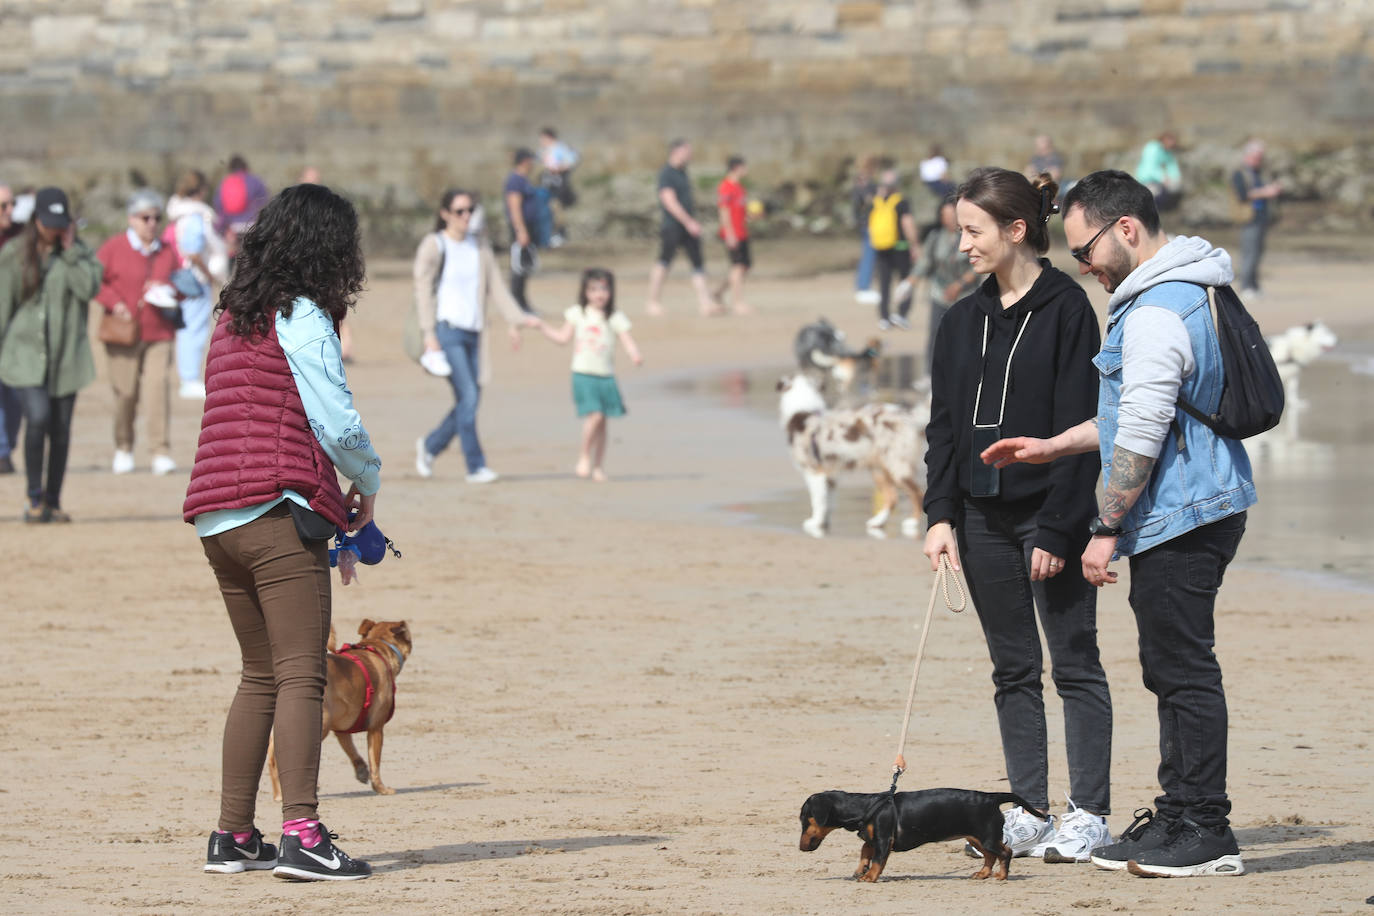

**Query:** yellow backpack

left=868, top=192, right=903, bottom=250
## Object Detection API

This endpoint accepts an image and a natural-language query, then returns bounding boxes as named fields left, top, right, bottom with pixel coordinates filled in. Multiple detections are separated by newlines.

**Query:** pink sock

left=283, top=817, right=322, bottom=848
left=216, top=829, right=255, bottom=845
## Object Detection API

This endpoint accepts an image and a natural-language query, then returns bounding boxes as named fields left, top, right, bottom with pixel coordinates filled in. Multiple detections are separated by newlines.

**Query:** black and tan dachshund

left=798, top=788, right=1048, bottom=882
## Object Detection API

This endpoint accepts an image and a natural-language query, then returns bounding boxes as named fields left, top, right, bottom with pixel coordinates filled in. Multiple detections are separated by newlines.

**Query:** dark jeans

left=15, top=387, right=77, bottom=508
left=1128, top=512, right=1246, bottom=829
left=1238, top=215, right=1269, bottom=291
left=875, top=247, right=912, bottom=321
left=424, top=323, right=485, bottom=473
left=957, top=497, right=1112, bottom=813
left=0, top=380, right=20, bottom=458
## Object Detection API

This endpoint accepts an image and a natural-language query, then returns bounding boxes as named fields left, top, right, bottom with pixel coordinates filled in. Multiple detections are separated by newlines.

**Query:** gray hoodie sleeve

left=1116, top=306, right=1196, bottom=458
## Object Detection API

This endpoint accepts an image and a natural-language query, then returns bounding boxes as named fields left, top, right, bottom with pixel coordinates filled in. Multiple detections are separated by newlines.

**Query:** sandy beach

left=2, top=235, right=1371, bottom=914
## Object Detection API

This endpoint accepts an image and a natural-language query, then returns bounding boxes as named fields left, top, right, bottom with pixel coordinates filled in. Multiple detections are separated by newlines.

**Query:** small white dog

left=777, top=373, right=928, bottom=539
left=1267, top=321, right=1337, bottom=409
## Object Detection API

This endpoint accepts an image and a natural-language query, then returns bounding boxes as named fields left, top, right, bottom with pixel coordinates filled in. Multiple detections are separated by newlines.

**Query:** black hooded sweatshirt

left=923, top=261, right=1101, bottom=559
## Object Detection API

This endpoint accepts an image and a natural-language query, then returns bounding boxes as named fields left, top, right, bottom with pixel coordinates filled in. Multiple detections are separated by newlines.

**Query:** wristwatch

left=1088, top=517, right=1124, bottom=538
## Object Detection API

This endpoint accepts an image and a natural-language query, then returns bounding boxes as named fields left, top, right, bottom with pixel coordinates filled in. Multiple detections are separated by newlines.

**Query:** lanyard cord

left=971, top=312, right=1032, bottom=427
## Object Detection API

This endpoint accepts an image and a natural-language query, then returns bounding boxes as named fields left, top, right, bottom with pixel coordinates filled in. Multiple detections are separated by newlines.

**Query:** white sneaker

left=1035, top=797, right=1110, bottom=863
left=112, top=450, right=135, bottom=474
left=877, top=318, right=892, bottom=331
left=890, top=314, right=911, bottom=330
left=178, top=380, right=207, bottom=400
left=465, top=467, right=499, bottom=484
left=854, top=290, right=881, bottom=305
left=1004, top=806, right=1055, bottom=858
left=415, top=438, right=434, bottom=479
left=419, top=349, right=452, bottom=378
left=151, top=454, right=177, bottom=476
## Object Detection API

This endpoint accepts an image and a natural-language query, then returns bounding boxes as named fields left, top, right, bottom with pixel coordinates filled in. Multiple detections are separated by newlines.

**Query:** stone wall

left=2, top=0, right=1370, bottom=248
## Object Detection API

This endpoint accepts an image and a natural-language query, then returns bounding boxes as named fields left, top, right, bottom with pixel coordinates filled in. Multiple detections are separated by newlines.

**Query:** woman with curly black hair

left=183, top=183, right=379, bottom=881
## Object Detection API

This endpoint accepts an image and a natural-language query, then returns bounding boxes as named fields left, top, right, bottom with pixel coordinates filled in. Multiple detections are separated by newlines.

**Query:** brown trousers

left=105, top=338, right=172, bottom=454
left=201, top=503, right=332, bottom=830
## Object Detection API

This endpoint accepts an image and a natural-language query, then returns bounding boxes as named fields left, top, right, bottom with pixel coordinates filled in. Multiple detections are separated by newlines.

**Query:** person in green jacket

left=0, top=187, right=102, bottom=522
left=1134, top=132, right=1183, bottom=212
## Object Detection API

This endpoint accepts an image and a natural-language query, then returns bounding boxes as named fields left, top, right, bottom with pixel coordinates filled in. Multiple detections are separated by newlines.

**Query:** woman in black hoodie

left=923, top=167, right=1112, bottom=862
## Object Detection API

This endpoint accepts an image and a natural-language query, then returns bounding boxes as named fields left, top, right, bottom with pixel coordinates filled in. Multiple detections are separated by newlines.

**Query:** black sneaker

left=204, top=827, right=277, bottom=873
left=1127, top=817, right=1244, bottom=877
left=1090, top=808, right=1175, bottom=871
left=273, top=824, right=371, bottom=881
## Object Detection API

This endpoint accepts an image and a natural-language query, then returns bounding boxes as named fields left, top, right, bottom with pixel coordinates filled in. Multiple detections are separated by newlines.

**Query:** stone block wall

left=1, top=0, right=1370, bottom=247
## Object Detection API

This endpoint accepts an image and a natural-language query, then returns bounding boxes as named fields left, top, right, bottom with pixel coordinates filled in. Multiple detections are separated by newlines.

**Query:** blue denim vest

left=1092, top=281, right=1256, bottom=557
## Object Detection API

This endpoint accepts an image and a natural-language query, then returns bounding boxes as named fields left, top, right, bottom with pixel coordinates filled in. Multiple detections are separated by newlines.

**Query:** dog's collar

left=378, top=639, right=406, bottom=673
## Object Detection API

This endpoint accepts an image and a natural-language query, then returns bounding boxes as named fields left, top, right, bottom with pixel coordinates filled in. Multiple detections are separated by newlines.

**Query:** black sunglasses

left=134, top=213, right=161, bottom=223
left=1070, top=220, right=1116, bottom=266
left=448, top=207, right=473, bottom=217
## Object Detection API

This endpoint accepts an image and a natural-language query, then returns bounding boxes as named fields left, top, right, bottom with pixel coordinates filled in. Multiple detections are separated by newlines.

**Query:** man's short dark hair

left=668, top=138, right=689, bottom=153
left=726, top=155, right=745, bottom=171
left=539, top=127, right=557, bottom=139
left=513, top=148, right=536, bottom=166
left=1062, top=169, right=1161, bottom=235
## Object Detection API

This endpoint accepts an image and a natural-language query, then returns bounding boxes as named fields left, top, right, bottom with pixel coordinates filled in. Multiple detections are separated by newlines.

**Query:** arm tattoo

left=1101, top=445, right=1156, bottom=527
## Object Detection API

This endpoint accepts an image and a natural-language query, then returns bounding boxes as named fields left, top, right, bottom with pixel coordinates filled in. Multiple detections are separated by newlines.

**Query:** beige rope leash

left=892, top=553, right=967, bottom=777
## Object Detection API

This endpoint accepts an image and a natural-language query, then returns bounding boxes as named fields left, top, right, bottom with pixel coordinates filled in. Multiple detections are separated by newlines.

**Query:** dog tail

left=991, top=794, right=1049, bottom=820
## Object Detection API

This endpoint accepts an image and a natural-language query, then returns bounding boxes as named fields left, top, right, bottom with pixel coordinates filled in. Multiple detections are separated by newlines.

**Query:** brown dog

left=268, top=618, right=412, bottom=798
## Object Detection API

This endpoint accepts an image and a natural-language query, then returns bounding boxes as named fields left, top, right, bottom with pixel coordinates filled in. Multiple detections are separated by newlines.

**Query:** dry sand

left=2, top=236, right=1372, bottom=914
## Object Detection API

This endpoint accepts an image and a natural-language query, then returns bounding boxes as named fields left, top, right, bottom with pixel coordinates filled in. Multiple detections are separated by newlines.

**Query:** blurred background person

left=850, top=154, right=881, bottom=305
left=919, top=144, right=956, bottom=200
left=1231, top=138, right=1283, bottom=297
left=504, top=148, right=543, bottom=316
left=214, top=154, right=269, bottom=258
left=96, top=189, right=181, bottom=476
left=538, top=127, right=578, bottom=247
left=1026, top=134, right=1065, bottom=185
left=912, top=195, right=979, bottom=375
left=646, top=138, right=723, bottom=317
left=867, top=167, right=918, bottom=330
left=0, top=187, right=102, bottom=520
left=1135, top=131, right=1183, bottom=213
left=166, top=169, right=228, bottom=400
left=0, top=181, right=22, bottom=473
left=714, top=155, right=753, bottom=315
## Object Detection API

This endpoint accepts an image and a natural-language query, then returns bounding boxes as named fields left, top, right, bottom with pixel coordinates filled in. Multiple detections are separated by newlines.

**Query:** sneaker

left=965, top=806, right=1054, bottom=859
left=877, top=318, right=892, bottom=331
left=1036, top=796, right=1110, bottom=862
left=45, top=506, right=72, bottom=524
left=855, top=290, right=881, bottom=305
left=112, top=449, right=135, bottom=474
left=23, top=503, right=46, bottom=524
left=465, top=467, right=499, bottom=484
left=151, top=454, right=178, bottom=476
left=179, top=380, right=207, bottom=400
left=419, top=348, right=452, bottom=378
left=1090, top=807, right=1175, bottom=871
left=1126, top=817, right=1244, bottom=878
left=273, top=824, right=370, bottom=881
left=415, top=438, right=435, bottom=479
left=889, top=314, right=911, bottom=330
left=205, top=827, right=278, bottom=874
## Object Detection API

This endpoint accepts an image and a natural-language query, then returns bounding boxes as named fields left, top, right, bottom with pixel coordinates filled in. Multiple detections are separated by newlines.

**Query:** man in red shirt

left=715, top=156, right=752, bottom=315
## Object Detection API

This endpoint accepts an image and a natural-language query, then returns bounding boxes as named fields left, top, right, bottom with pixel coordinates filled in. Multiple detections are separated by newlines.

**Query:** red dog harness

left=333, top=643, right=397, bottom=734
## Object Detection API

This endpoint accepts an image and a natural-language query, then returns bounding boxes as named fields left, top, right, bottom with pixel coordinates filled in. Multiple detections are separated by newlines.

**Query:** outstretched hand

left=981, top=436, right=1056, bottom=469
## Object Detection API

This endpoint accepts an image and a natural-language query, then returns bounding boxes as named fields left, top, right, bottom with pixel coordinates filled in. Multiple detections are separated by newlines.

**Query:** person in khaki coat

left=413, top=188, right=537, bottom=483
left=0, top=187, right=103, bottom=522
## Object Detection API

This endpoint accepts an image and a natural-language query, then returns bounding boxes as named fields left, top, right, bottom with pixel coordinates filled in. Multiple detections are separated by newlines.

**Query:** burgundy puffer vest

left=183, top=311, right=347, bottom=528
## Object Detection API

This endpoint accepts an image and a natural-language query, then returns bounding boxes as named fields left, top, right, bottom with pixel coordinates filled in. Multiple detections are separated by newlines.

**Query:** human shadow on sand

left=1242, top=839, right=1374, bottom=874
left=370, top=834, right=665, bottom=872
left=321, top=781, right=481, bottom=800
left=495, top=472, right=704, bottom=484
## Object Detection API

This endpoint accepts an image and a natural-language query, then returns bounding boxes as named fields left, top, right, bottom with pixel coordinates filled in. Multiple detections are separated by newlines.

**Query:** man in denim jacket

left=981, top=170, right=1254, bottom=879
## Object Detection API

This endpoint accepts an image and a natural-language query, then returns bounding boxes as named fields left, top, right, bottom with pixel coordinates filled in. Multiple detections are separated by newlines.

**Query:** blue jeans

left=423, top=324, right=485, bottom=473
left=957, top=496, right=1112, bottom=814
left=14, top=387, right=77, bottom=507
left=1128, top=512, right=1246, bottom=829
left=0, top=380, right=20, bottom=458
left=175, top=292, right=215, bottom=383
left=855, top=233, right=875, bottom=291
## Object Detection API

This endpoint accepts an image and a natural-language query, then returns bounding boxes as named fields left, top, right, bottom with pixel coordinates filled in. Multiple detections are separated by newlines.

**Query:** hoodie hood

left=1107, top=236, right=1234, bottom=314
left=975, top=259, right=1082, bottom=321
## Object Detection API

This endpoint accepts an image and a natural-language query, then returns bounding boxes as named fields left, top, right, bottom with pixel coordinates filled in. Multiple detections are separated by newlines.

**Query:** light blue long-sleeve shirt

left=194, top=297, right=381, bottom=537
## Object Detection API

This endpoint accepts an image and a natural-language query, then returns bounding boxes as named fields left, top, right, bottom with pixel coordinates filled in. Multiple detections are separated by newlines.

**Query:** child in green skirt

left=537, top=268, right=642, bottom=481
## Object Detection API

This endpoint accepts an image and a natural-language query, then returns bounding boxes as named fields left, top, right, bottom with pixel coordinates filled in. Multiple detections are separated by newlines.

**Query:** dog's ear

left=358, top=618, right=375, bottom=635
left=394, top=621, right=411, bottom=644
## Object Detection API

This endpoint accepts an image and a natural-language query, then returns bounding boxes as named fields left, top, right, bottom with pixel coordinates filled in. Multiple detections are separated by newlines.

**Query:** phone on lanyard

left=970, top=424, right=1001, bottom=497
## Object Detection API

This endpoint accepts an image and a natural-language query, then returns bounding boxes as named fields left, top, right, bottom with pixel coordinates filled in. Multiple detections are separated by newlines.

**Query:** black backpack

left=1175, top=284, right=1285, bottom=439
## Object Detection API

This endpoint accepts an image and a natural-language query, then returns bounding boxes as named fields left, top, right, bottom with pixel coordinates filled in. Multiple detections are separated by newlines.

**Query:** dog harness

left=333, top=641, right=404, bottom=734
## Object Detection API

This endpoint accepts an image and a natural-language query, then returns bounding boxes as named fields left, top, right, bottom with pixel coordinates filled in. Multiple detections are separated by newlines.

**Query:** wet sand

left=2, top=238, right=1372, bottom=913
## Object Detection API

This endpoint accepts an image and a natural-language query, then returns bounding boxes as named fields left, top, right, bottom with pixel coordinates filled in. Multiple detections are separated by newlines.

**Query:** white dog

left=1267, top=321, right=1337, bottom=409
left=777, top=373, right=928, bottom=539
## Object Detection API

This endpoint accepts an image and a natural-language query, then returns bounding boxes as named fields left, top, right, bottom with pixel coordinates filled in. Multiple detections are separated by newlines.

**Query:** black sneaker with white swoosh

left=204, top=827, right=278, bottom=873
left=273, top=824, right=371, bottom=881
